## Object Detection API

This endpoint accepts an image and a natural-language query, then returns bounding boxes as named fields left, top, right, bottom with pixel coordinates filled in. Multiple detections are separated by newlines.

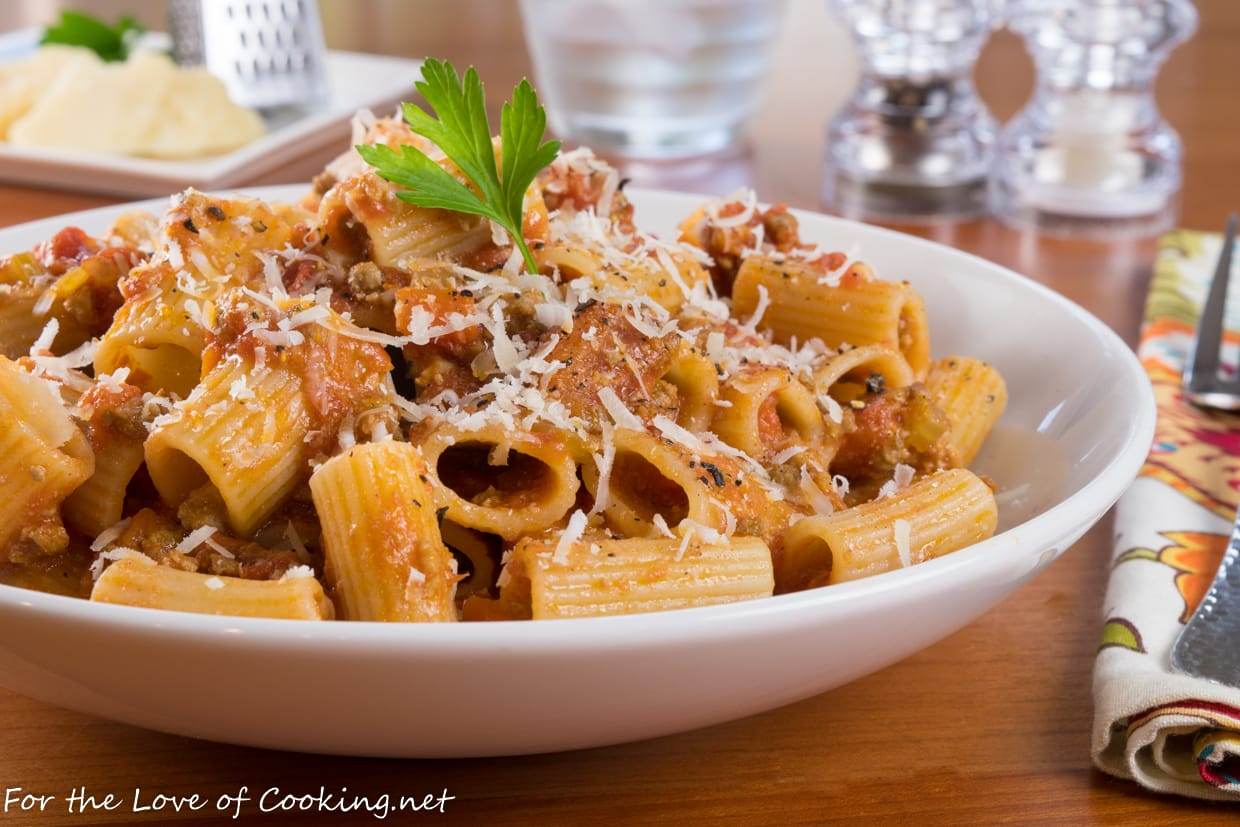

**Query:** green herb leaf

left=500, top=80, right=561, bottom=239
left=41, top=10, right=145, bottom=62
left=356, top=143, right=489, bottom=218
left=358, top=58, right=560, bottom=274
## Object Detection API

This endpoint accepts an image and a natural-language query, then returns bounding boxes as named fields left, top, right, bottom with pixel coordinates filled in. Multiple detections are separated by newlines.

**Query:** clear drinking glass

left=822, top=0, right=1004, bottom=219
left=990, top=0, right=1197, bottom=236
left=518, top=0, right=787, bottom=159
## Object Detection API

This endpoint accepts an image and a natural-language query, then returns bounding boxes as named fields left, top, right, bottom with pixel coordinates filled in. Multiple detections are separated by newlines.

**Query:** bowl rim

left=0, top=185, right=1156, bottom=649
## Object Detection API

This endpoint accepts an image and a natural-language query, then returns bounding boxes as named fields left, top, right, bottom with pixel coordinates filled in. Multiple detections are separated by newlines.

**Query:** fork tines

left=1184, top=214, right=1240, bottom=410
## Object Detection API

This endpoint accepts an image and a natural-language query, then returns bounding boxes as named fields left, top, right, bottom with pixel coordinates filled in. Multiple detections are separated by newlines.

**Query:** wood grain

left=1, top=1, right=1239, bottom=823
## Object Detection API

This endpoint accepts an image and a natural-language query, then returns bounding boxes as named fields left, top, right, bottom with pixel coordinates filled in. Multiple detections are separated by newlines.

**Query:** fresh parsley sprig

left=41, top=10, right=145, bottom=62
left=357, top=59, right=561, bottom=274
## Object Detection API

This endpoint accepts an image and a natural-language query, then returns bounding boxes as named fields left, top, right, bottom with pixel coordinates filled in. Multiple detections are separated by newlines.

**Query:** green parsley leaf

left=357, top=58, right=561, bottom=274
left=41, top=10, right=145, bottom=63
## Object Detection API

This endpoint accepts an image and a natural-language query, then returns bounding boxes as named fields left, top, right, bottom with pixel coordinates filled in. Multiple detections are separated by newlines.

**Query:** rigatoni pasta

left=63, top=383, right=147, bottom=537
left=92, top=265, right=208, bottom=397
left=778, top=469, right=997, bottom=589
left=712, top=365, right=825, bottom=461
left=419, top=424, right=581, bottom=540
left=144, top=292, right=395, bottom=538
left=731, top=255, right=931, bottom=377
left=479, top=534, right=774, bottom=619
left=813, top=344, right=915, bottom=401
left=310, top=440, right=458, bottom=622
left=0, top=355, right=94, bottom=560
left=580, top=427, right=730, bottom=539
left=95, top=192, right=305, bottom=396
left=0, top=116, right=1009, bottom=622
left=91, top=558, right=333, bottom=620
left=925, top=356, right=1008, bottom=466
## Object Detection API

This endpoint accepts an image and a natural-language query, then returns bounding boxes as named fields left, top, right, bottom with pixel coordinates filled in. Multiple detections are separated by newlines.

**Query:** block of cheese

left=144, top=64, right=267, bottom=159
left=0, top=45, right=100, bottom=138
left=7, top=50, right=265, bottom=159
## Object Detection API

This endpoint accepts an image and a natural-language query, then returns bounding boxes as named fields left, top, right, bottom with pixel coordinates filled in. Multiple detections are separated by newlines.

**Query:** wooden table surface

left=2, top=2, right=1238, bottom=824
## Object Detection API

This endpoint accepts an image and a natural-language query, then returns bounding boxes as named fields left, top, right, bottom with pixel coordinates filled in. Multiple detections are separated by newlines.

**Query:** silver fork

left=1172, top=214, right=1240, bottom=686
left=1182, top=214, right=1239, bottom=409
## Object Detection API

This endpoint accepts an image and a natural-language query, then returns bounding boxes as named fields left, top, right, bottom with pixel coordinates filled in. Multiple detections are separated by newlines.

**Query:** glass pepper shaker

left=822, top=0, right=1005, bottom=220
left=990, top=0, right=1198, bottom=235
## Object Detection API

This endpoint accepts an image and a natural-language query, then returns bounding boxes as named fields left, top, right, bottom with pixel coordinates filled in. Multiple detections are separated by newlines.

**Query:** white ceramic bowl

left=0, top=187, right=1154, bottom=757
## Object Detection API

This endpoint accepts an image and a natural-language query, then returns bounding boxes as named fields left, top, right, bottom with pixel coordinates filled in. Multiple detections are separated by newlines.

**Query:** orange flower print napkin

left=1093, top=230, right=1240, bottom=800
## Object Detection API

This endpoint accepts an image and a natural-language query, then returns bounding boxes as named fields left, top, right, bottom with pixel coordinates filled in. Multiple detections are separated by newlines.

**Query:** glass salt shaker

left=822, top=0, right=1005, bottom=220
left=990, top=0, right=1197, bottom=236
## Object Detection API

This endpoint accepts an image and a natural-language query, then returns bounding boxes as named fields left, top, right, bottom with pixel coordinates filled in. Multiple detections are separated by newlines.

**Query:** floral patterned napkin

left=1092, top=230, right=1240, bottom=799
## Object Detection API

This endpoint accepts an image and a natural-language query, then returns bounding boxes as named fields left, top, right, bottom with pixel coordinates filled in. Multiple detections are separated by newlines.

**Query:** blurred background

left=0, top=0, right=868, bottom=196
left=3, top=0, right=1219, bottom=232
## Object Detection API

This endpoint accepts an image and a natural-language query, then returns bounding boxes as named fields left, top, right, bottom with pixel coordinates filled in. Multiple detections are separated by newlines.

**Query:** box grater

left=168, top=0, right=330, bottom=110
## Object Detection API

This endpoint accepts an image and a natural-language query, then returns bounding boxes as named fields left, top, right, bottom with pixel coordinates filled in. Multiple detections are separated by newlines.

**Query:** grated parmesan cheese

left=277, top=565, right=314, bottom=585
left=832, top=474, right=850, bottom=499
left=877, top=463, right=915, bottom=500
left=175, top=525, right=218, bottom=556
left=704, top=187, right=758, bottom=229
left=89, top=517, right=132, bottom=552
left=228, top=376, right=255, bottom=401
left=283, top=522, right=311, bottom=563
left=818, top=393, right=844, bottom=425
left=675, top=526, right=695, bottom=561
left=589, top=423, right=616, bottom=516
left=254, top=328, right=305, bottom=348
left=534, top=302, right=574, bottom=332
left=799, top=466, right=835, bottom=515
left=743, top=284, right=771, bottom=333
left=203, top=536, right=234, bottom=559
left=893, top=518, right=912, bottom=567
left=598, top=387, right=644, bottom=430
left=770, top=445, right=806, bottom=465
left=30, top=319, right=59, bottom=354
left=89, top=546, right=153, bottom=581
left=553, top=510, right=588, bottom=565
left=651, top=513, right=676, bottom=539
left=32, top=286, right=55, bottom=316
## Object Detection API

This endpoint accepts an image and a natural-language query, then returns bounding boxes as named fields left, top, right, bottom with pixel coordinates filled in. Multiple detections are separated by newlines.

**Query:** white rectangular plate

left=0, top=28, right=421, bottom=197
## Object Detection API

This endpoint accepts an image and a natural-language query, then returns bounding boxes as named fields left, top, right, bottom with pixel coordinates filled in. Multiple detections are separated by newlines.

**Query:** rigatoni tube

left=732, top=255, right=931, bottom=377
left=418, top=424, right=580, bottom=541
left=924, top=356, right=1007, bottom=466
left=711, top=366, right=824, bottom=461
left=499, top=535, right=775, bottom=619
left=0, top=356, right=94, bottom=557
left=145, top=352, right=310, bottom=537
left=580, top=428, right=729, bottom=539
left=94, top=272, right=206, bottom=398
left=778, top=468, right=997, bottom=589
left=91, top=558, right=332, bottom=620
left=63, top=435, right=144, bottom=537
left=310, top=440, right=458, bottom=622
left=812, top=344, right=914, bottom=401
